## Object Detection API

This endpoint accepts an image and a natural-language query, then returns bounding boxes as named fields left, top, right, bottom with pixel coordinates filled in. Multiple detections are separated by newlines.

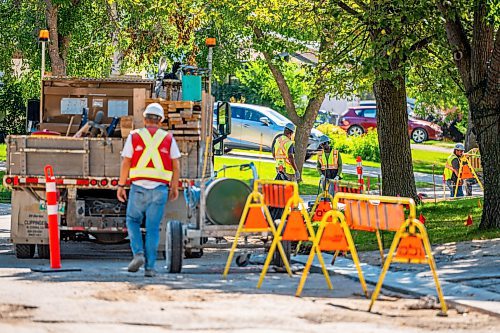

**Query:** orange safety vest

left=130, top=127, right=173, bottom=184
left=318, top=150, right=339, bottom=170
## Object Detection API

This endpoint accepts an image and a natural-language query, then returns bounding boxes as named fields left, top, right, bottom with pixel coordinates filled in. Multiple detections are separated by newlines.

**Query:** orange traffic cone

left=464, top=214, right=473, bottom=226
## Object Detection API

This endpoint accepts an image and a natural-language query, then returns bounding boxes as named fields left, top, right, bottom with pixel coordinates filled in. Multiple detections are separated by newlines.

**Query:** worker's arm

left=117, top=157, right=131, bottom=202
left=271, top=136, right=277, bottom=159
left=316, top=158, right=322, bottom=173
left=169, top=158, right=180, bottom=201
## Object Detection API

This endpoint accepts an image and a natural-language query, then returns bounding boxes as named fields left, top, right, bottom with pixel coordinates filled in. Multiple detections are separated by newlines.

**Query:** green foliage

left=316, top=124, right=380, bottom=162
left=214, top=61, right=312, bottom=115
left=349, top=128, right=380, bottom=162
left=0, top=75, right=28, bottom=135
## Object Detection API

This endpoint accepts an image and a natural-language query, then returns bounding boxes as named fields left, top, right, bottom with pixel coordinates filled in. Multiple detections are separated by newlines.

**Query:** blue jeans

left=126, top=184, right=168, bottom=270
left=446, top=180, right=464, bottom=198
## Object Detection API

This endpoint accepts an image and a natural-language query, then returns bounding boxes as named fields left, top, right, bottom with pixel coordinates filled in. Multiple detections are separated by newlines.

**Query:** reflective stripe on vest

left=130, top=128, right=173, bottom=183
left=319, top=150, right=339, bottom=170
left=443, top=154, right=458, bottom=180
left=274, top=135, right=294, bottom=173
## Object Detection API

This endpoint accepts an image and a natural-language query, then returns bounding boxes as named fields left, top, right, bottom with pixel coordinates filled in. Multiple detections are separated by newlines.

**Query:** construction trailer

left=3, top=72, right=267, bottom=272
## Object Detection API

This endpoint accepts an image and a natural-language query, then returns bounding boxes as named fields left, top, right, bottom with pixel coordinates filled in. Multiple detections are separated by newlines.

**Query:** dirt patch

left=0, top=304, right=37, bottom=320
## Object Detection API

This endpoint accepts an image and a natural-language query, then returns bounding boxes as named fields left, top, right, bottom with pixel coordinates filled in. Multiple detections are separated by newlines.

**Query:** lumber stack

left=145, top=98, right=202, bottom=141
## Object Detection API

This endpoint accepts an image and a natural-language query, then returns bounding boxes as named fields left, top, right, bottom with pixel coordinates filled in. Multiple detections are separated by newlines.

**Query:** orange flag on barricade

left=419, top=213, right=426, bottom=224
left=464, top=214, right=473, bottom=226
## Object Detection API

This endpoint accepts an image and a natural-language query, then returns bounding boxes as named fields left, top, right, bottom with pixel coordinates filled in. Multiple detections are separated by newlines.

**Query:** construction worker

left=443, top=143, right=465, bottom=197
left=117, top=103, right=180, bottom=277
left=271, top=123, right=301, bottom=182
left=316, top=137, right=342, bottom=196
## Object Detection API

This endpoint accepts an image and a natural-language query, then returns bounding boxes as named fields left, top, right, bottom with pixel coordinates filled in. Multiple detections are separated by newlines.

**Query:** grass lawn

left=230, top=146, right=448, bottom=175
left=0, top=144, right=5, bottom=161
left=420, top=140, right=456, bottom=148
left=214, top=156, right=378, bottom=195
left=349, top=197, right=499, bottom=251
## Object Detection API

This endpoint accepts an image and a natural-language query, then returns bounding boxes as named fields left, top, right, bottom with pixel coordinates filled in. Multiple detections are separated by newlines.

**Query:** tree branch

left=337, top=1, right=364, bottom=22
left=409, top=34, right=435, bottom=53
left=353, top=0, right=368, bottom=11
left=253, top=26, right=300, bottom=124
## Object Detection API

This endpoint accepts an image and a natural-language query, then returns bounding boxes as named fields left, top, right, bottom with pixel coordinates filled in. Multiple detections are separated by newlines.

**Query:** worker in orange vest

left=117, top=103, right=180, bottom=277
left=316, top=137, right=342, bottom=196
left=443, top=143, right=465, bottom=197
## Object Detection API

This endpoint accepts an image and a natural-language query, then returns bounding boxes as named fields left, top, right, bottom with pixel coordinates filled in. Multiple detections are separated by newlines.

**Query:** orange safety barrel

left=343, top=199, right=405, bottom=232
left=262, top=183, right=294, bottom=208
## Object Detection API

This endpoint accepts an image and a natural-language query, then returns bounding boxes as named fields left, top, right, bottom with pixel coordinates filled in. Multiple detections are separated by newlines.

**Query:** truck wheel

left=272, top=240, right=291, bottom=269
left=15, top=244, right=35, bottom=259
left=37, top=244, right=50, bottom=259
left=165, top=220, right=183, bottom=273
left=185, top=248, right=204, bottom=259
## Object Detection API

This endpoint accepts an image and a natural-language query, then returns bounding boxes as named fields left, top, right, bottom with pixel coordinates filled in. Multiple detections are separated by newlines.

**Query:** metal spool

left=205, top=178, right=251, bottom=225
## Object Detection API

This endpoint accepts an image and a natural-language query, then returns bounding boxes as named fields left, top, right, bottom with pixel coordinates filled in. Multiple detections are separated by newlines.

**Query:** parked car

left=214, top=103, right=328, bottom=160
left=338, top=106, right=442, bottom=143
left=314, top=109, right=339, bottom=127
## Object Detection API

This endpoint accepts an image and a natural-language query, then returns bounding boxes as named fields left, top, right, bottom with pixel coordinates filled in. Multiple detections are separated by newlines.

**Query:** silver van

left=215, top=103, right=326, bottom=160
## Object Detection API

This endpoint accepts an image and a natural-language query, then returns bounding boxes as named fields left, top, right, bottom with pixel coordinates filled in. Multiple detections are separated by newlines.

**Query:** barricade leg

left=375, top=229, right=385, bottom=263
left=416, top=223, right=448, bottom=315
left=256, top=208, right=293, bottom=288
left=223, top=224, right=245, bottom=278
left=368, top=227, right=402, bottom=312
left=295, top=223, right=327, bottom=297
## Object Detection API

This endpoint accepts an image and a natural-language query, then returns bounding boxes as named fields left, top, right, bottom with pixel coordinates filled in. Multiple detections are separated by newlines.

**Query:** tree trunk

left=44, top=0, right=66, bottom=76
left=373, top=75, right=419, bottom=202
left=471, top=101, right=500, bottom=229
left=464, top=111, right=478, bottom=150
left=107, top=1, right=123, bottom=75
left=294, top=94, right=325, bottom=172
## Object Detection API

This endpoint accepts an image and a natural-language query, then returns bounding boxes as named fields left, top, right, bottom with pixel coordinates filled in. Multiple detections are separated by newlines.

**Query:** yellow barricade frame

left=223, top=179, right=297, bottom=278
left=369, top=217, right=448, bottom=315
left=454, top=152, right=484, bottom=197
left=295, top=209, right=368, bottom=297
left=256, top=180, right=331, bottom=288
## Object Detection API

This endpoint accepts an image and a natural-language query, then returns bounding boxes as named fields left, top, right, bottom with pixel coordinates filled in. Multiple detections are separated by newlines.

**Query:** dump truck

left=4, top=52, right=296, bottom=272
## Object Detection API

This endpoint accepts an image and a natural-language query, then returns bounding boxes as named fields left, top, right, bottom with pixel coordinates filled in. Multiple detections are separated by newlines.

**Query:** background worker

left=271, top=123, right=301, bottom=182
left=117, top=103, right=180, bottom=277
left=316, top=137, right=342, bottom=196
left=443, top=143, right=465, bottom=197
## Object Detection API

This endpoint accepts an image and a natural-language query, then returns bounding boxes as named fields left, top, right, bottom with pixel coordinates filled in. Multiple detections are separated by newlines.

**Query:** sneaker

left=128, top=254, right=145, bottom=272
left=144, top=269, right=156, bottom=277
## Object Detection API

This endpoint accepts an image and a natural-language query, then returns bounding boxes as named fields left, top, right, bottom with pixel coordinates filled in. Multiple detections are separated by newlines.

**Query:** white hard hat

left=143, top=103, right=165, bottom=121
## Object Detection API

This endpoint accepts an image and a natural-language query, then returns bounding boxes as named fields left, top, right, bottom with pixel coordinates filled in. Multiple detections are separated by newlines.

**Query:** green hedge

left=316, top=124, right=381, bottom=162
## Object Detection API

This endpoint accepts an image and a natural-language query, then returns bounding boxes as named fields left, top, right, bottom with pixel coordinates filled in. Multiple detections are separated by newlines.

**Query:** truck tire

left=165, top=220, right=183, bottom=273
left=15, top=244, right=35, bottom=259
left=37, top=244, right=50, bottom=259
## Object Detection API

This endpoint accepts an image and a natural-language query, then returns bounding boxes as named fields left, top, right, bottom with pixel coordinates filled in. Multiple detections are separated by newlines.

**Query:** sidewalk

left=292, top=238, right=500, bottom=316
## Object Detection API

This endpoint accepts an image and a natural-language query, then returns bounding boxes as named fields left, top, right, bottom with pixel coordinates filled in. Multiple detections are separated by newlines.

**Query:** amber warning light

left=39, top=29, right=49, bottom=42
left=205, top=37, right=216, bottom=47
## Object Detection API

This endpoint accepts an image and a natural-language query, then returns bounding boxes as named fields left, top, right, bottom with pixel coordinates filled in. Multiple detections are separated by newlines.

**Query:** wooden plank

left=133, top=88, right=146, bottom=129
left=44, top=86, right=135, bottom=97
left=120, top=116, right=134, bottom=138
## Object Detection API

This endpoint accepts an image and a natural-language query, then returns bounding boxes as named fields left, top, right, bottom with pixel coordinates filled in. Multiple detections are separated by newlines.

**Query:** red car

left=338, top=106, right=442, bottom=143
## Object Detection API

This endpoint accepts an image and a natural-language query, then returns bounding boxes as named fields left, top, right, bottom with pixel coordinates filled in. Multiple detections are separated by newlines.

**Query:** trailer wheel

left=272, top=240, right=291, bottom=269
left=165, top=220, right=183, bottom=273
left=185, top=248, right=204, bottom=259
left=37, top=244, right=50, bottom=259
left=15, top=244, right=35, bottom=259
